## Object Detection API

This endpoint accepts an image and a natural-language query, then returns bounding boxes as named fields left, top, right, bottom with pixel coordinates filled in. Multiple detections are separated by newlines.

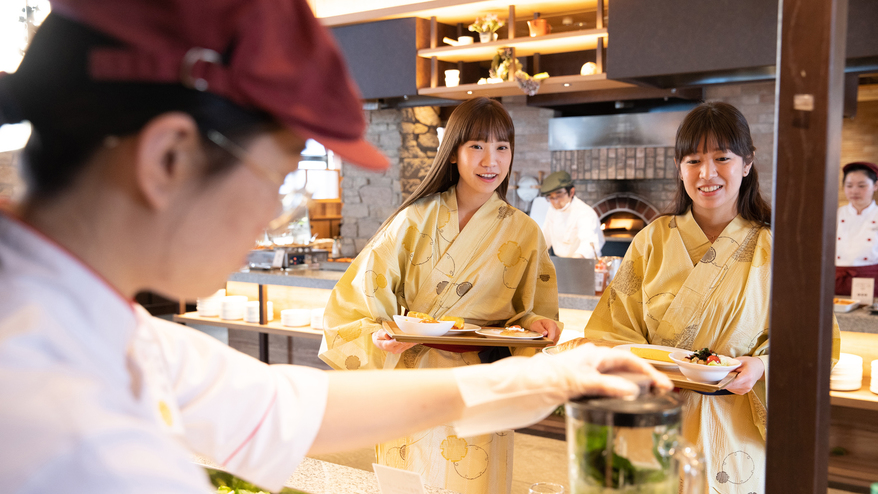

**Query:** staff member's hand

left=531, top=319, right=561, bottom=344
left=372, top=328, right=418, bottom=354
left=725, top=356, right=765, bottom=395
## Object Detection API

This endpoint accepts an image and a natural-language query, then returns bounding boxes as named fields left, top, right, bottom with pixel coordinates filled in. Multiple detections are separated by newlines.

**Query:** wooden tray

left=383, top=321, right=553, bottom=348
left=552, top=338, right=739, bottom=393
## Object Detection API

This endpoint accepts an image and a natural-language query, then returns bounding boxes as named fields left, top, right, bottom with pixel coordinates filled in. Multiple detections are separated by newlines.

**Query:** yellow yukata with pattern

left=583, top=210, right=840, bottom=494
left=319, top=187, right=560, bottom=493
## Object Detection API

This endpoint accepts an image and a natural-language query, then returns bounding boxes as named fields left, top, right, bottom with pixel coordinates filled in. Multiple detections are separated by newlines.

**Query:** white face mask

left=558, top=198, right=574, bottom=212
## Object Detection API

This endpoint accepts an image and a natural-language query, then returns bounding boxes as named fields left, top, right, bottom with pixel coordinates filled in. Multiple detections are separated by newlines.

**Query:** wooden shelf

left=317, top=0, right=601, bottom=27
left=831, top=384, right=878, bottom=412
left=418, top=28, right=607, bottom=62
left=418, top=73, right=633, bottom=100
left=174, top=312, right=324, bottom=340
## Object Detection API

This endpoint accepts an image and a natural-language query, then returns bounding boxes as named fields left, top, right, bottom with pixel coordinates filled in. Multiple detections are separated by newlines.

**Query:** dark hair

left=843, top=164, right=877, bottom=183
left=0, top=14, right=276, bottom=201
left=667, top=101, right=772, bottom=226
left=374, top=97, right=515, bottom=236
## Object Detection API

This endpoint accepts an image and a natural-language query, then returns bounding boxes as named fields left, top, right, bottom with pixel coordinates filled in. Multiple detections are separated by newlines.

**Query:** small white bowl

left=669, top=351, right=741, bottom=384
left=392, top=315, right=454, bottom=336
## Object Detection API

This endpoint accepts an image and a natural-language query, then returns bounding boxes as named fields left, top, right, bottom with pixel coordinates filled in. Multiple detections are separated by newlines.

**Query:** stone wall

left=338, top=106, right=441, bottom=257
left=0, top=151, right=23, bottom=200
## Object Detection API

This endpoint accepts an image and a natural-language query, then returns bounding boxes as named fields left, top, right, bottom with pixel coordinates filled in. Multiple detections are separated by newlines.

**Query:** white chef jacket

left=0, top=212, right=329, bottom=493
left=836, top=201, right=878, bottom=266
left=540, top=196, right=605, bottom=259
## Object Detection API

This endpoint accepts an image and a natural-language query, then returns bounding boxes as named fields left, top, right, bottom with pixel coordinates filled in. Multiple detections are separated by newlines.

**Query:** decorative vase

left=479, top=32, right=497, bottom=43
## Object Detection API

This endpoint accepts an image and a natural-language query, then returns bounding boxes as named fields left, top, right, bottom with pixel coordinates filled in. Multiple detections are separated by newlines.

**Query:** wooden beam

left=596, top=0, right=604, bottom=29
left=596, top=37, right=603, bottom=74
left=766, top=0, right=848, bottom=492
left=526, top=85, right=702, bottom=107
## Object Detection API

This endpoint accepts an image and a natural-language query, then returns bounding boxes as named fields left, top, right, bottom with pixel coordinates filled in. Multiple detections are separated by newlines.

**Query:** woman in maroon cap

left=835, top=161, right=878, bottom=297
left=0, top=1, right=669, bottom=492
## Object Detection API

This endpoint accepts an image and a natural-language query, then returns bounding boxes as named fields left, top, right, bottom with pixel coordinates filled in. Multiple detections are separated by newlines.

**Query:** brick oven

left=548, top=112, right=687, bottom=256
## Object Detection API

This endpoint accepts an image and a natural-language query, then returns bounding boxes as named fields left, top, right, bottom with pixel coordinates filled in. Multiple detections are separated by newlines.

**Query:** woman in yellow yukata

left=583, top=101, right=841, bottom=493
left=319, top=97, right=561, bottom=493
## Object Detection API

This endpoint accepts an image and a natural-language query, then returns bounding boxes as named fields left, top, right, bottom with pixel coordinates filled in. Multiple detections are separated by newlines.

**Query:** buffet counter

left=193, top=455, right=460, bottom=494
left=226, top=268, right=878, bottom=331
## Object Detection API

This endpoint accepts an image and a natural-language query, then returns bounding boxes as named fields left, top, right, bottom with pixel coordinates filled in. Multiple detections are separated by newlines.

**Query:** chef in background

left=540, top=170, right=605, bottom=258
left=836, top=161, right=878, bottom=297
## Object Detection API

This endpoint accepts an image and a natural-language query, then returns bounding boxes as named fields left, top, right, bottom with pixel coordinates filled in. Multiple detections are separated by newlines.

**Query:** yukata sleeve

left=319, top=238, right=404, bottom=370
left=508, top=229, right=562, bottom=331
left=583, top=232, right=650, bottom=344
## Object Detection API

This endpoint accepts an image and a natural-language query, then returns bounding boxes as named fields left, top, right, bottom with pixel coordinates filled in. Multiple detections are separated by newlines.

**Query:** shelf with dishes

left=174, top=312, right=324, bottom=340
left=418, top=73, right=632, bottom=100
left=418, top=28, right=607, bottom=62
left=415, top=0, right=631, bottom=99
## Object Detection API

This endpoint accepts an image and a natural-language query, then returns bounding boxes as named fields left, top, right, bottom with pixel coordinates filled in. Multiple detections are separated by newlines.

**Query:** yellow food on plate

left=407, top=311, right=437, bottom=323
left=833, top=298, right=856, bottom=305
left=630, top=347, right=673, bottom=363
left=439, top=316, right=465, bottom=329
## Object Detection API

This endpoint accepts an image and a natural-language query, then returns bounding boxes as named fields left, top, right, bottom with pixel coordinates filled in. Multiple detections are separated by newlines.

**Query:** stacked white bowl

left=244, top=301, right=273, bottom=323
left=871, top=360, right=878, bottom=395
left=281, top=308, right=311, bottom=327
left=196, top=289, right=226, bottom=317
left=830, top=353, right=863, bottom=391
left=220, top=295, right=248, bottom=321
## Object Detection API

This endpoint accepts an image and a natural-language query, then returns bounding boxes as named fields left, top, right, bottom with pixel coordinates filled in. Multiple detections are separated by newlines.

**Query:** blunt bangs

left=461, top=103, right=514, bottom=146
left=674, top=102, right=754, bottom=164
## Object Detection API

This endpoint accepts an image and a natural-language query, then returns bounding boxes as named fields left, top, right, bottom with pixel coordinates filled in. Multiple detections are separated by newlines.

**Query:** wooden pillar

left=765, top=0, right=848, bottom=491
left=596, top=37, right=604, bottom=74
left=508, top=5, right=515, bottom=39
left=258, top=284, right=270, bottom=363
left=596, top=0, right=604, bottom=29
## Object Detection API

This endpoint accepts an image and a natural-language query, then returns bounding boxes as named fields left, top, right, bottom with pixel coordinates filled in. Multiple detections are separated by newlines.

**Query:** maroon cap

left=46, top=0, right=388, bottom=171
left=843, top=162, right=878, bottom=177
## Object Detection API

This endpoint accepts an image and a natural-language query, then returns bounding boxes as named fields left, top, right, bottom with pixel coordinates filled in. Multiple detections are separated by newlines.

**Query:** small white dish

left=447, top=323, right=480, bottom=334
left=476, top=328, right=543, bottom=339
left=615, top=343, right=681, bottom=369
left=281, top=308, right=311, bottom=327
left=669, top=351, right=741, bottom=384
left=833, top=298, right=861, bottom=313
left=392, top=315, right=454, bottom=336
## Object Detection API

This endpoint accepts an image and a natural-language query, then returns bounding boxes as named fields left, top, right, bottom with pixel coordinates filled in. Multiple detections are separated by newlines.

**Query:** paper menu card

left=851, top=277, right=875, bottom=306
left=373, top=463, right=426, bottom=494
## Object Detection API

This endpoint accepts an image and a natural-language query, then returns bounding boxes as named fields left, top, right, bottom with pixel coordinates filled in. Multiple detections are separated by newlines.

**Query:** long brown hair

left=375, top=97, right=515, bottom=237
left=667, top=101, right=772, bottom=226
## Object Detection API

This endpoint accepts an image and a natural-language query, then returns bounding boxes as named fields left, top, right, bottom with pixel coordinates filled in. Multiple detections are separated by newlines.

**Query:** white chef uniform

left=0, top=212, right=328, bottom=493
left=836, top=201, right=878, bottom=266
left=540, top=196, right=605, bottom=258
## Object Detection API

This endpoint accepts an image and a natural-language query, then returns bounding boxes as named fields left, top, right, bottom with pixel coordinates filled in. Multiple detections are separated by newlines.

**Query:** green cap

left=540, top=171, right=574, bottom=195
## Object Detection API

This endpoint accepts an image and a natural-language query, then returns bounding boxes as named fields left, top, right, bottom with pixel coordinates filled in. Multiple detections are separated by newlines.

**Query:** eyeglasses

left=206, top=130, right=311, bottom=232
left=545, top=189, right=570, bottom=202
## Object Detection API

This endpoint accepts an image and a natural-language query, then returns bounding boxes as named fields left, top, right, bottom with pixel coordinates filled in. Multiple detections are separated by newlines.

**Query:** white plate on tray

left=447, top=323, right=480, bottom=334
left=476, top=328, right=544, bottom=339
left=615, top=343, right=682, bottom=369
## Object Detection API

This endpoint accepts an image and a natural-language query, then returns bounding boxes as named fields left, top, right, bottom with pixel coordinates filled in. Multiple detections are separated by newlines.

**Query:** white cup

left=311, top=308, right=326, bottom=329
left=457, top=36, right=474, bottom=45
left=244, top=301, right=273, bottom=323
left=444, top=69, right=460, bottom=77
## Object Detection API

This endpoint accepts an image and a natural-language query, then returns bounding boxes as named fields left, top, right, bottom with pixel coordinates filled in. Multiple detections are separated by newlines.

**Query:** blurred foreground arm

left=309, top=343, right=671, bottom=453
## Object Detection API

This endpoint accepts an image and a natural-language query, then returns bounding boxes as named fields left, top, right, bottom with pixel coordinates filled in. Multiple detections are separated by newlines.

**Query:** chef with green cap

left=540, top=171, right=605, bottom=258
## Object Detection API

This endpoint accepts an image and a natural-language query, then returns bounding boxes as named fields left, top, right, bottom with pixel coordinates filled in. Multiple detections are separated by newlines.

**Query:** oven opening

left=600, top=212, right=646, bottom=257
